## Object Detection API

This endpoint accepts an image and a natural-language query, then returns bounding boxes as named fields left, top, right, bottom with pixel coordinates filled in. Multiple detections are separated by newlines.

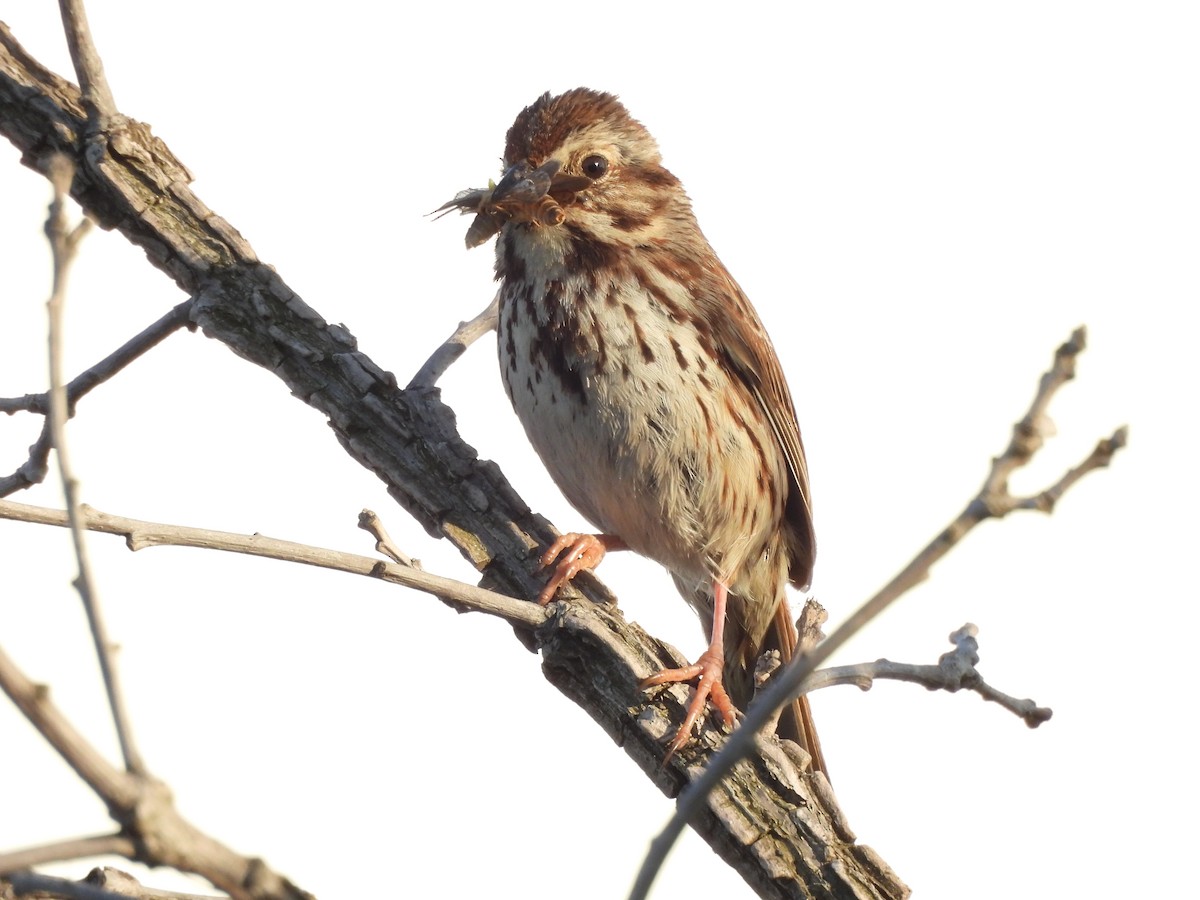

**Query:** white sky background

left=1, top=3, right=1195, bottom=898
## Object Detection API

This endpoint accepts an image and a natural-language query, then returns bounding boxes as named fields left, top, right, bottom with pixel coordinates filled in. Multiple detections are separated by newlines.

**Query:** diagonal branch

left=1, top=301, right=193, bottom=496
left=0, top=643, right=312, bottom=900
left=3, top=27, right=898, bottom=897
left=406, top=293, right=499, bottom=389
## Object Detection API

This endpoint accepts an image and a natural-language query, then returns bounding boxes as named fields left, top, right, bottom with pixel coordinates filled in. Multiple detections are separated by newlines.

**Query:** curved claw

left=537, top=533, right=622, bottom=605
left=641, top=648, right=737, bottom=762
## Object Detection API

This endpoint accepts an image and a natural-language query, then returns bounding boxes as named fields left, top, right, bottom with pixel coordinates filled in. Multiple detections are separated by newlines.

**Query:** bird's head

left=436, top=89, right=688, bottom=249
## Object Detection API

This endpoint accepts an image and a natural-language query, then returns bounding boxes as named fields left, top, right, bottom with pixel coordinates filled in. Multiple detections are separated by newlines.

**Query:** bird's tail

left=763, top=600, right=827, bottom=776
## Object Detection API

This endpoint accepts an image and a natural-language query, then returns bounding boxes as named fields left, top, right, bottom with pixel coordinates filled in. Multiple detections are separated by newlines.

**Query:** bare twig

left=0, top=645, right=312, bottom=900
left=803, top=624, right=1053, bottom=728
left=9, top=871, right=135, bottom=900
left=630, top=328, right=1127, bottom=900
left=0, top=834, right=138, bottom=873
left=0, top=408, right=54, bottom=496
left=406, top=293, right=499, bottom=389
left=57, top=0, right=117, bottom=125
left=0, top=499, right=545, bottom=629
left=1, top=301, right=193, bottom=497
left=42, top=157, right=143, bottom=776
left=0, top=301, right=193, bottom=418
left=9, top=867, right=221, bottom=899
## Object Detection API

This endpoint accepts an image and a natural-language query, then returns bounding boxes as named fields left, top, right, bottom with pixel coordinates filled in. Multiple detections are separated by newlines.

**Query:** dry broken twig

left=357, top=508, right=421, bottom=568
left=803, top=624, right=1053, bottom=728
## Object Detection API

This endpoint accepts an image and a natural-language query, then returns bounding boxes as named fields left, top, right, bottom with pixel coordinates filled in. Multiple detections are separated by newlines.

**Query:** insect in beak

left=433, top=159, right=591, bottom=248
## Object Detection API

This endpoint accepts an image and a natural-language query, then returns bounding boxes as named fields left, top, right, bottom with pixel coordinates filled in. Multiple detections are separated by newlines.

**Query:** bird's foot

left=640, top=647, right=736, bottom=761
left=537, top=532, right=625, bottom=604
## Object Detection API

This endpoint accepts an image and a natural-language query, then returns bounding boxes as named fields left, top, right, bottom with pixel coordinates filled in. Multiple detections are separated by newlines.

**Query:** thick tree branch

left=2, top=28, right=898, bottom=897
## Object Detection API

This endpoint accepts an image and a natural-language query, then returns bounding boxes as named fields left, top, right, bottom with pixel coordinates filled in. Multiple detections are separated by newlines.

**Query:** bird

left=438, top=88, right=823, bottom=770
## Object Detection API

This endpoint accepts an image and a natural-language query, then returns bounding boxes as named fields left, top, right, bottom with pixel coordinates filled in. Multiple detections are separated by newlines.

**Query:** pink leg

left=640, top=579, right=737, bottom=759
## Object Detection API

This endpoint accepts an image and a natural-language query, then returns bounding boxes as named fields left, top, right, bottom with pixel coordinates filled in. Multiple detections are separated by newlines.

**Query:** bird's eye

left=581, top=154, right=609, bottom=179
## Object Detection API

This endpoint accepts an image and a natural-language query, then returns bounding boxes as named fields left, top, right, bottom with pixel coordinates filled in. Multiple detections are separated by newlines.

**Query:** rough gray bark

left=0, top=24, right=907, bottom=899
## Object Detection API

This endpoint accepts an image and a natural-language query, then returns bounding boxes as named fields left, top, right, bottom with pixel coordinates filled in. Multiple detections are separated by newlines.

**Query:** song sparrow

left=440, top=88, right=823, bottom=770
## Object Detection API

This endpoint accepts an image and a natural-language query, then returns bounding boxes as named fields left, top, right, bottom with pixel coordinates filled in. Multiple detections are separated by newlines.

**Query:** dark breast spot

left=670, top=336, right=689, bottom=370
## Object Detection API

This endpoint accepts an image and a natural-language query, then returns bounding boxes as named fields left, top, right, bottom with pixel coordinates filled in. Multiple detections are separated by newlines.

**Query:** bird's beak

left=434, top=159, right=592, bottom=249
left=490, top=159, right=592, bottom=214
left=489, top=159, right=558, bottom=206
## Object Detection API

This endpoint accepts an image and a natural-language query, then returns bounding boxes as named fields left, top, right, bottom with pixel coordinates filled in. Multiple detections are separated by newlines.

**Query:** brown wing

left=695, top=262, right=816, bottom=590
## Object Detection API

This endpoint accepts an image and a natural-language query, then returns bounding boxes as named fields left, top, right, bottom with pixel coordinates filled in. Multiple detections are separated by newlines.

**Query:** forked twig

left=0, top=301, right=193, bottom=497
left=629, top=327, right=1127, bottom=900
left=802, top=624, right=1053, bottom=727
left=0, top=642, right=313, bottom=900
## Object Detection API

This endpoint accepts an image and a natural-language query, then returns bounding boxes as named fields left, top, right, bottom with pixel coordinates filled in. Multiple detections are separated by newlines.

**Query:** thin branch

left=0, top=301, right=193, bottom=496
left=0, top=645, right=312, bottom=900
left=9, top=872, right=139, bottom=900
left=9, top=867, right=222, bottom=900
left=57, top=0, right=117, bottom=125
left=1010, top=427, right=1128, bottom=514
left=0, top=301, right=193, bottom=417
left=630, top=328, right=1127, bottom=900
left=42, top=157, right=143, bottom=776
left=0, top=499, right=545, bottom=629
left=406, top=293, right=499, bottom=389
left=0, top=418, right=53, bottom=497
left=0, top=834, right=138, bottom=874
left=803, top=624, right=1053, bottom=728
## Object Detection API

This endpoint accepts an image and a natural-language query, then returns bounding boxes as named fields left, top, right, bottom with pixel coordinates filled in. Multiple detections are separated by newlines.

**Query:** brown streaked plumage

left=442, top=88, right=823, bottom=769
